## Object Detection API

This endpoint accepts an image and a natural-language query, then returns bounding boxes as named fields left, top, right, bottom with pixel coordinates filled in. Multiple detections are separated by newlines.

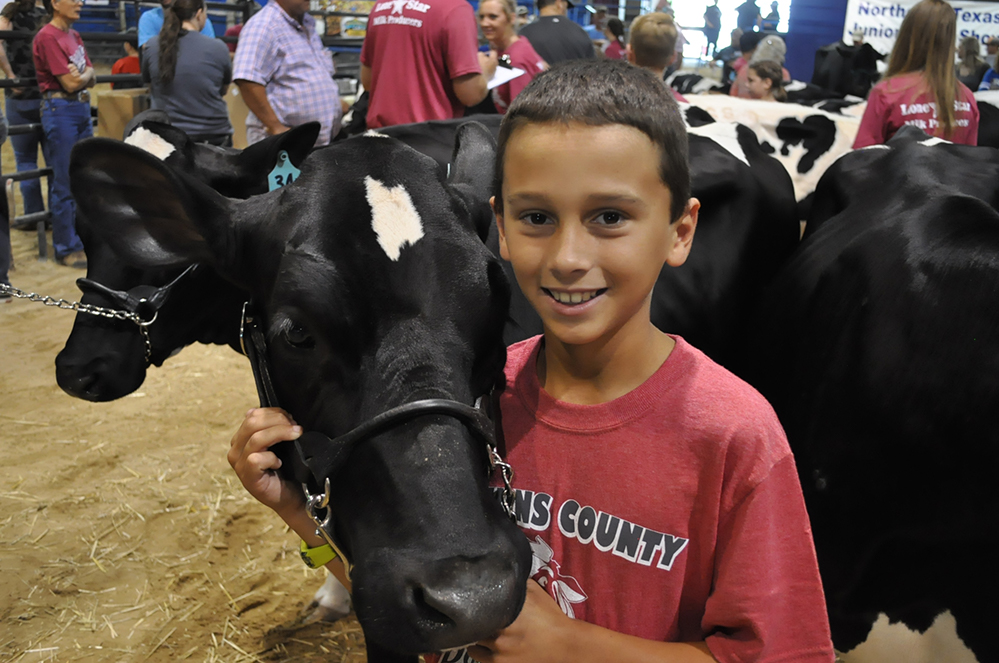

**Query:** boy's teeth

left=551, top=290, right=599, bottom=304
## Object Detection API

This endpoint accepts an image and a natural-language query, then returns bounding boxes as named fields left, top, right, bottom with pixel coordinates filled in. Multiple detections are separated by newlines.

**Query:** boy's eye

left=594, top=211, right=625, bottom=225
left=524, top=212, right=551, bottom=226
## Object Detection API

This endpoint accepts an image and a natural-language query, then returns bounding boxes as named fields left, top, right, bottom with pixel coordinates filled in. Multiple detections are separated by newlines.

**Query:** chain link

left=0, top=282, right=155, bottom=363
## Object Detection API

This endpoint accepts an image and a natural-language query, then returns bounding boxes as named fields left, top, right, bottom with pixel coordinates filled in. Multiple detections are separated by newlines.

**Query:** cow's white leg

left=302, top=574, right=352, bottom=623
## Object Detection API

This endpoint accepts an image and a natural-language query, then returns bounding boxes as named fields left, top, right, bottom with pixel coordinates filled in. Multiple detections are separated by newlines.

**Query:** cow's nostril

left=412, top=585, right=456, bottom=627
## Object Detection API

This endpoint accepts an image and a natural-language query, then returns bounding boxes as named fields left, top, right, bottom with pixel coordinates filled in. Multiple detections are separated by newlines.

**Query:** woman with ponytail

left=141, top=0, right=232, bottom=145
left=853, top=0, right=978, bottom=147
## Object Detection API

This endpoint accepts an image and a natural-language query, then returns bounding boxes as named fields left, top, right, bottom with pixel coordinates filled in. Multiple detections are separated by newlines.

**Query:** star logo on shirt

left=390, top=0, right=407, bottom=14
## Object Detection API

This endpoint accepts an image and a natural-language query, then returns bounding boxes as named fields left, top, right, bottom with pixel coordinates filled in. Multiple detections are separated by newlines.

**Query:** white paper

left=488, top=66, right=526, bottom=90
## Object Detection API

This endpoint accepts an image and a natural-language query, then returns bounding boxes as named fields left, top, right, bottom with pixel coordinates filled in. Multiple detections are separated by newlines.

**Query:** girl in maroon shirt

left=854, top=0, right=979, bottom=148
left=478, top=0, right=547, bottom=114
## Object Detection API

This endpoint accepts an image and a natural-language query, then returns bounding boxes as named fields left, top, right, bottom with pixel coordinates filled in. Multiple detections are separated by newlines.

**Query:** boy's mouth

left=542, top=288, right=607, bottom=305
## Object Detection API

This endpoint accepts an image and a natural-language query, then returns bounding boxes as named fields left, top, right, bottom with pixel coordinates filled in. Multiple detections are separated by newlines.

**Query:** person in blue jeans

left=32, top=0, right=95, bottom=268
left=1, top=0, right=50, bottom=224
left=1, top=112, right=12, bottom=301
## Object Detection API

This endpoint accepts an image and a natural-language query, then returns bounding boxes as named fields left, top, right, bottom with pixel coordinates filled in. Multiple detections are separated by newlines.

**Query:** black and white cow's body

left=70, top=125, right=532, bottom=662
left=739, top=127, right=999, bottom=662
left=681, top=95, right=860, bottom=214
left=973, top=90, right=999, bottom=149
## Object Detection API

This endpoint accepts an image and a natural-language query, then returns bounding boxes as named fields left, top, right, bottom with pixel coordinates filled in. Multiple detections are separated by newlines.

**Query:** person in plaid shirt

left=233, top=0, right=342, bottom=146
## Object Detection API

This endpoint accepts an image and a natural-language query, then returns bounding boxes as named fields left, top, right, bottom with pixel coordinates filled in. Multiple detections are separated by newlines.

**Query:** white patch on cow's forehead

left=687, top=121, right=750, bottom=167
left=858, top=144, right=890, bottom=151
left=919, top=137, right=950, bottom=147
left=124, top=126, right=176, bottom=160
left=365, top=176, right=425, bottom=261
left=364, top=129, right=389, bottom=138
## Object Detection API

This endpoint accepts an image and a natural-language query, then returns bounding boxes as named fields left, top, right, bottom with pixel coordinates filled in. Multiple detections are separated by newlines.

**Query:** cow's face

left=54, top=123, right=318, bottom=402
left=69, top=124, right=531, bottom=654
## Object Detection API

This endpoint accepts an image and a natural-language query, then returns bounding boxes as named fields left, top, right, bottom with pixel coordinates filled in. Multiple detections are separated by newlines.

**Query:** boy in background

left=627, top=12, right=687, bottom=102
left=111, top=28, right=141, bottom=89
left=228, top=59, right=835, bottom=663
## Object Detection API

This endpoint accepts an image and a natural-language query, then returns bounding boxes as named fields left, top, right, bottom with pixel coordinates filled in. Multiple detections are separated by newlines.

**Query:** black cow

left=55, top=121, right=319, bottom=402
left=739, top=126, right=999, bottom=662
left=69, top=124, right=532, bottom=662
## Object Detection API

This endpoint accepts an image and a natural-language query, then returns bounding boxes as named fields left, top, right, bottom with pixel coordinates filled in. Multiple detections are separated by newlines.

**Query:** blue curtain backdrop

left=786, top=0, right=848, bottom=82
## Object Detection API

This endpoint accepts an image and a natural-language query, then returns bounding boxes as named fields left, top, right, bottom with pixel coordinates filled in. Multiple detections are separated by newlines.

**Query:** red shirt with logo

left=492, top=37, right=546, bottom=114
left=32, top=23, right=92, bottom=93
left=429, top=335, right=834, bottom=663
left=854, top=71, right=979, bottom=147
left=361, top=0, right=481, bottom=128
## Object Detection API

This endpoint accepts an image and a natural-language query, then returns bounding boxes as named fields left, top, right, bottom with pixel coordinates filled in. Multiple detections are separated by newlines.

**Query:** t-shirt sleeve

left=201, top=18, right=215, bottom=38
left=978, top=69, right=996, bottom=91
left=232, top=16, right=276, bottom=85
left=702, top=455, right=835, bottom=663
left=853, top=85, right=889, bottom=148
left=33, top=31, right=70, bottom=77
left=443, top=2, right=481, bottom=80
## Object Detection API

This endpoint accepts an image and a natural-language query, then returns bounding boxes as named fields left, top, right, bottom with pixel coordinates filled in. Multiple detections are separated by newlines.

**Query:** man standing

left=736, top=0, right=760, bottom=33
left=703, top=0, right=721, bottom=58
left=582, top=5, right=606, bottom=41
left=137, top=0, right=213, bottom=48
left=986, top=36, right=998, bottom=69
left=233, top=0, right=342, bottom=146
left=360, top=0, right=496, bottom=129
left=519, top=0, right=594, bottom=65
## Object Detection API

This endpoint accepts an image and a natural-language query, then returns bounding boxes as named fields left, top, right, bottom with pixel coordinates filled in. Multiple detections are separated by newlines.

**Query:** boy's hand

left=228, top=407, right=305, bottom=515
left=466, top=580, right=572, bottom=663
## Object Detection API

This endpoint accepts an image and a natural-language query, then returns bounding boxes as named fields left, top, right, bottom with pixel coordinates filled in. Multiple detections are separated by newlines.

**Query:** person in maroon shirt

left=854, top=0, right=978, bottom=147
left=478, top=0, right=546, bottom=114
left=32, top=0, right=95, bottom=268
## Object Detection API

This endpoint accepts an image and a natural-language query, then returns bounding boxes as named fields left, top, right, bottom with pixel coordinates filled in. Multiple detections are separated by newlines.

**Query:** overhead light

left=585, top=4, right=596, bottom=12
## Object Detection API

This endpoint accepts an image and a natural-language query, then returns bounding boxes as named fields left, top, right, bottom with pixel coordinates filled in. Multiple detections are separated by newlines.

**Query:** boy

left=228, top=60, right=835, bottom=662
left=626, top=12, right=687, bottom=102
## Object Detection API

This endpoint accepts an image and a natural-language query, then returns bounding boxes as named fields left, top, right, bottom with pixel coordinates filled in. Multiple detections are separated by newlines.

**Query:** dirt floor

left=0, top=144, right=367, bottom=661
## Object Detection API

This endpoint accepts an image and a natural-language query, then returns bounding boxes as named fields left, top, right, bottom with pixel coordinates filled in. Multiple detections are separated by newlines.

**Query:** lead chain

left=0, top=282, right=155, bottom=363
left=488, top=444, right=517, bottom=521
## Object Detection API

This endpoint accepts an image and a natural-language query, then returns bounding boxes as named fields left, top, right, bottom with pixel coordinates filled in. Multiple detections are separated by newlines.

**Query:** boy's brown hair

left=493, top=59, right=690, bottom=223
left=628, top=12, right=678, bottom=71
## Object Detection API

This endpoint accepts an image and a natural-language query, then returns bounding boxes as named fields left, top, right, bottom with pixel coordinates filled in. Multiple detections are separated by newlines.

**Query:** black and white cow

left=69, top=124, right=532, bottom=662
left=737, top=126, right=999, bottom=663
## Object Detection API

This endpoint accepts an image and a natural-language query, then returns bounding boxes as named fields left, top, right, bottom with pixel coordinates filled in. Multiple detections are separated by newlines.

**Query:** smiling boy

left=228, top=59, right=834, bottom=663
left=454, top=59, right=835, bottom=663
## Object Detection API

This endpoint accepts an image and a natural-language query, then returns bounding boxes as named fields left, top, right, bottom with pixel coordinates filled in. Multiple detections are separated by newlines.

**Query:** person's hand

left=228, top=407, right=305, bottom=515
left=67, top=62, right=79, bottom=77
left=465, top=580, right=574, bottom=663
left=479, top=49, right=499, bottom=81
left=266, top=123, right=291, bottom=136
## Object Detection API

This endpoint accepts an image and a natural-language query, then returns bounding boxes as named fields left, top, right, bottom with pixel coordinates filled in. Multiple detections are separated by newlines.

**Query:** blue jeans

left=41, top=97, right=91, bottom=259
left=5, top=97, right=49, bottom=216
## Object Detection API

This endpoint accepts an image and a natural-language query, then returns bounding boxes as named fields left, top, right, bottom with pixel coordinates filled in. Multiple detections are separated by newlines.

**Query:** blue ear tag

left=268, top=150, right=301, bottom=192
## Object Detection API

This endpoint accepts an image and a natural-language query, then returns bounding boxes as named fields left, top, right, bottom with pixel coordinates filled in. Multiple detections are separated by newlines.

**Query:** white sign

left=844, top=0, right=999, bottom=58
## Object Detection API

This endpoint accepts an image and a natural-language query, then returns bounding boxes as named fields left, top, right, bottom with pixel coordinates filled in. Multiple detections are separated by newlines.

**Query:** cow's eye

left=283, top=324, right=315, bottom=349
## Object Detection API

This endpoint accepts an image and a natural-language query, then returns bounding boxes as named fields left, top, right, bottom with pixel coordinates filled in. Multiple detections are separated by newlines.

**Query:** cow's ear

left=448, top=121, right=496, bottom=242
left=70, top=138, right=235, bottom=269
left=240, top=122, right=320, bottom=171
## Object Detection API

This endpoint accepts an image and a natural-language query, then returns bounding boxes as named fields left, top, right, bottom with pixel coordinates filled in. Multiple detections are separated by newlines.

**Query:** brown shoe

left=56, top=250, right=88, bottom=269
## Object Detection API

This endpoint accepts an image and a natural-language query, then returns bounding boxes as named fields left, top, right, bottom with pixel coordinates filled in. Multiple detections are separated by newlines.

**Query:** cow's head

left=68, top=123, right=531, bottom=653
left=55, top=123, right=318, bottom=402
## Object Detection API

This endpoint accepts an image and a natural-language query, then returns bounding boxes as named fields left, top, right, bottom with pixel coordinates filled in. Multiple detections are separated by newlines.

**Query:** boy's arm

left=469, top=582, right=716, bottom=663
left=228, top=408, right=351, bottom=590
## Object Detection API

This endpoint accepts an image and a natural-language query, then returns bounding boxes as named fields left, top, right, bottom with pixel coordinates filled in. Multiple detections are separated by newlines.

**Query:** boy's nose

left=549, top=223, right=593, bottom=278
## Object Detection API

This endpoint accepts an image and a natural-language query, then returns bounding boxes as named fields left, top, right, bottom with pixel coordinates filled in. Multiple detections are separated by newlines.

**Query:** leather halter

left=74, top=264, right=201, bottom=364
left=239, top=302, right=516, bottom=579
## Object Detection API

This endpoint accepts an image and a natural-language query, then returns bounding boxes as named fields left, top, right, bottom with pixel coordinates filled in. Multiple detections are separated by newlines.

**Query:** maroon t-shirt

left=32, top=23, right=91, bottom=93
left=854, top=71, right=979, bottom=147
left=361, top=0, right=481, bottom=128
left=429, top=336, right=835, bottom=663
left=491, top=36, right=546, bottom=114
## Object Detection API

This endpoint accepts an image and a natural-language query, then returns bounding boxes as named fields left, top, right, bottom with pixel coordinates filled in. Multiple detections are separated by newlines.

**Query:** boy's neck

left=538, top=318, right=675, bottom=405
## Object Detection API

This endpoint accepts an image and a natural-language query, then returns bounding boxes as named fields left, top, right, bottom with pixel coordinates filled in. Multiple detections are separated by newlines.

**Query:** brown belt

left=44, top=89, right=90, bottom=102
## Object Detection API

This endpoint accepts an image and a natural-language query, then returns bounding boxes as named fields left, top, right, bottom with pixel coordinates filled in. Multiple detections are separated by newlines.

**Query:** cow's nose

left=410, top=553, right=524, bottom=641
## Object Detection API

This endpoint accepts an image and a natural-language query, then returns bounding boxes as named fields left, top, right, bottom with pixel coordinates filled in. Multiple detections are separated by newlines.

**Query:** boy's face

left=495, top=122, right=697, bottom=349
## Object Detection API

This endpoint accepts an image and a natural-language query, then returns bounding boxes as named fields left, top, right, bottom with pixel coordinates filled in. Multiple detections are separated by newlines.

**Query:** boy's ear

left=666, top=197, right=699, bottom=267
left=491, top=196, right=511, bottom=262
left=625, top=43, right=635, bottom=64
